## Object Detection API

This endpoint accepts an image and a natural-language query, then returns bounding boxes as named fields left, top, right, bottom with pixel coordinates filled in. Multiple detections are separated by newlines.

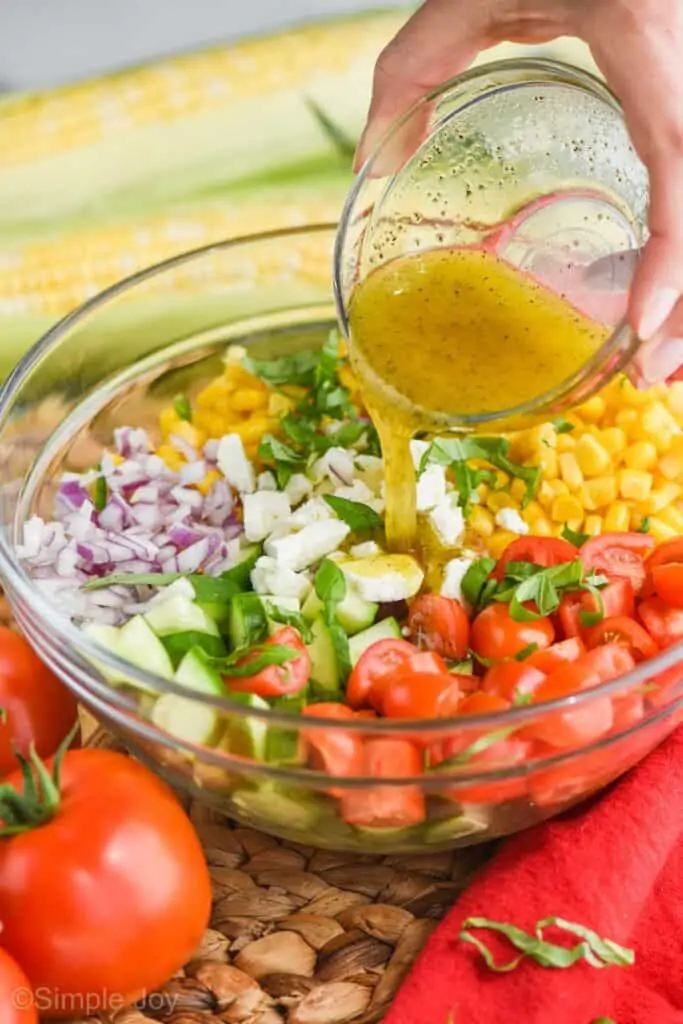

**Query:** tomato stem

left=0, top=722, right=78, bottom=836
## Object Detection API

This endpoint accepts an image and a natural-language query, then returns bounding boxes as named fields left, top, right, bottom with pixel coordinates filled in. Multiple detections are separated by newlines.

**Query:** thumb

left=353, top=0, right=485, bottom=172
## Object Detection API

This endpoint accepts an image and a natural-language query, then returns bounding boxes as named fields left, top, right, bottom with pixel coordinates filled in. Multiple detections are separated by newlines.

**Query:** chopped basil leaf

left=173, top=394, right=192, bottom=422
left=315, top=558, right=347, bottom=607
left=514, top=643, right=539, bottom=661
left=553, top=417, right=575, bottom=434
left=562, top=524, right=589, bottom=548
left=162, top=631, right=227, bottom=666
left=420, top=436, right=540, bottom=509
left=513, top=692, right=534, bottom=706
left=243, top=350, right=319, bottom=387
left=461, top=558, right=497, bottom=611
left=637, top=517, right=651, bottom=534
left=579, top=584, right=605, bottom=628
left=214, top=644, right=300, bottom=678
left=323, top=495, right=383, bottom=531
left=93, top=475, right=108, bottom=512
left=449, top=659, right=474, bottom=675
left=266, top=605, right=313, bottom=644
left=459, top=916, right=634, bottom=973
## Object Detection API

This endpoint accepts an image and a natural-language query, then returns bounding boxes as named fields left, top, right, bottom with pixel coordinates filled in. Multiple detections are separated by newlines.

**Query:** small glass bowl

left=1, top=226, right=682, bottom=855
left=334, top=58, right=650, bottom=432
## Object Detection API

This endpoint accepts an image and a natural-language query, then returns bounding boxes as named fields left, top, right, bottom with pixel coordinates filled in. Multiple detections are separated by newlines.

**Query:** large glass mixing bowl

left=0, top=225, right=681, bottom=854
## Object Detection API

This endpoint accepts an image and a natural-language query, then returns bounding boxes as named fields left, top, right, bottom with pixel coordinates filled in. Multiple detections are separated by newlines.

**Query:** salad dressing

left=347, top=247, right=611, bottom=551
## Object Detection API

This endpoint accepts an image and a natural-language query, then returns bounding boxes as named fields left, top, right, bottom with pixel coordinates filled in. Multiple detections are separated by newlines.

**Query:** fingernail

left=636, top=337, right=683, bottom=386
left=637, top=287, right=679, bottom=341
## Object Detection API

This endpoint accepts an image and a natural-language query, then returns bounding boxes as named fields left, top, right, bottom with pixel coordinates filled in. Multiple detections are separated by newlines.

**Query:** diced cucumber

left=175, top=647, right=226, bottom=695
left=302, top=585, right=377, bottom=636
left=353, top=825, right=423, bottom=849
left=265, top=692, right=308, bottom=764
left=231, top=782, right=321, bottom=832
left=197, top=600, right=231, bottom=628
left=228, top=592, right=268, bottom=651
left=221, top=544, right=262, bottom=591
left=145, top=595, right=219, bottom=638
left=306, top=616, right=341, bottom=698
left=348, top=617, right=402, bottom=666
left=118, top=615, right=175, bottom=690
left=162, top=630, right=227, bottom=666
left=151, top=693, right=221, bottom=746
left=423, top=812, right=489, bottom=844
left=224, top=692, right=269, bottom=760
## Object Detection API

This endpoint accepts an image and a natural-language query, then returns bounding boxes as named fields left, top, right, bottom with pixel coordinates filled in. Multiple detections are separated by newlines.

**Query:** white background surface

left=0, top=0, right=399, bottom=89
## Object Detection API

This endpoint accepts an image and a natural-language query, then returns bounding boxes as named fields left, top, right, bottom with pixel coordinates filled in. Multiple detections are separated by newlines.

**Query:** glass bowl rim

left=0, top=222, right=680, bottom=737
left=332, top=56, right=644, bottom=428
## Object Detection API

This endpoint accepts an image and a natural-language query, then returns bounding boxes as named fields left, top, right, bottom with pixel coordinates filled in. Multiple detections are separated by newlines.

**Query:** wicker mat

left=78, top=718, right=493, bottom=1024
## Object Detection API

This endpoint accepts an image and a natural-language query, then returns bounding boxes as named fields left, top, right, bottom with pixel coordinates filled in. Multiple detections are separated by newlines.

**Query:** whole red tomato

left=0, top=947, right=37, bottom=1024
left=0, top=748, right=211, bottom=1016
left=0, top=628, right=78, bottom=776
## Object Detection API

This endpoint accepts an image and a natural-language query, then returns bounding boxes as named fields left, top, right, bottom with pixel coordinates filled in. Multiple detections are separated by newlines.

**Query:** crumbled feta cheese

left=257, top=471, right=278, bottom=492
left=285, top=473, right=313, bottom=507
left=429, top=493, right=465, bottom=548
left=440, top=556, right=476, bottom=608
left=494, top=508, right=529, bottom=535
left=350, top=541, right=382, bottom=558
left=217, top=434, right=255, bottom=494
left=264, top=520, right=350, bottom=572
left=311, top=447, right=356, bottom=486
left=410, top=439, right=430, bottom=469
left=332, top=480, right=375, bottom=504
left=242, top=491, right=291, bottom=543
left=416, top=465, right=447, bottom=512
left=251, top=556, right=312, bottom=601
left=289, top=497, right=334, bottom=528
left=355, top=455, right=384, bottom=493
left=342, top=554, right=424, bottom=603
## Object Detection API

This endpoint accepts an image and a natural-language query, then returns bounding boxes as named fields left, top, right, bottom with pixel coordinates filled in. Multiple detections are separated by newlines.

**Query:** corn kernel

left=556, top=433, right=576, bottom=452
left=537, top=449, right=558, bottom=478
left=666, top=381, right=683, bottom=418
left=559, top=453, right=584, bottom=490
left=537, top=482, right=555, bottom=509
left=618, top=469, right=653, bottom=501
left=171, top=420, right=207, bottom=450
left=476, top=483, right=490, bottom=505
left=657, top=504, right=683, bottom=532
left=196, top=469, right=221, bottom=496
left=159, top=407, right=181, bottom=437
left=223, top=363, right=261, bottom=390
left=468, top=506, right=495, bottom=538
left=522, top=500, right=545, bottom=524
left=575, top=435, right=612, bottom=477
left=487, top=491, right=517, bottom=513
left=493, top=470, right=510, bottom=489
left=230, top=388, right=269, bottom=413
left=623, top=441, right=658, bottom=472
left=510, top=478, right=530, bottom=504
left=549, top=479, right=570, bottom=498
left=658, top=439, right=683, bottom=480
left=583, top=515, right=603, bottom=537
left=268, top=393, right=294, bottom=417
left=599, top=428, right=628, bottom=457
left=582, top=477, right=618, bottom=508
left=550, top=495, right=584, bottom=522
left=577, top=395, right=606, bottom=423
left=488, top=531, right=518, bottom=558
left=233, top=417, right=276, bottom=445
left=196, top=378, right=231, bottom=408
left=603, top=501, right=632, bottom=533
left=532, top=517, right=553, bottom=537
left=615, top=408, right=639, bottom=433
left=643, top=482, right=682, bottom=513
left=648, top=517, right=679, bottom=543
left=639, top=401, right=680, bottom=439
left=156, top=444, right=184, bottom=471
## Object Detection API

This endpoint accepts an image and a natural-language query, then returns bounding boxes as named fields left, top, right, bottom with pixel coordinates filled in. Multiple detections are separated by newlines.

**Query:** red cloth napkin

left=385, top=725, right=683, bottom=1024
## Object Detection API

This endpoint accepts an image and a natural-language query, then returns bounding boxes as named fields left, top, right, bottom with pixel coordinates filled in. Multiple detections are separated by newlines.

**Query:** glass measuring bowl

left=333, top=58, right=650, bottom=433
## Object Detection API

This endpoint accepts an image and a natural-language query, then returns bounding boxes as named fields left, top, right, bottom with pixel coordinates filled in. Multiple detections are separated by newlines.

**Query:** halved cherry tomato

left=346, top=639, right=420, bottom=709
left=529, top=746, right=618, bottom=808
left=581, top=533, right=655, bottom=592
left=407, top=594, right=470, bottom=659
left=522, top=663, right=613, bottom=748
left=612, top=693, right=645, bottom=731
left=470, top=603, right=555, bottom=661
left=585, top=616, right=658, bottom=661
left=638, top=598, right=683, bottom=649
left=339, top=739, right=426, bottom=828
left=528, top=637, right=586, bottom=673
left=378, top=669, right=462, bottom=720
left=494, top=537, right=576, bottom=581
left=482, top=660, right=546, bottom=703
left=651, top=563, right=683, bottom=609
left=645, top=537, right=683, bottom=572
left=228, top=627, right=310, bottom=697
left=581, top=643, right=636, bottom=683
left=555, top=581, right=636, bottom=640
left=647, top=663, right=683, bottom=709
left=301, top=704, right=363, bottom=796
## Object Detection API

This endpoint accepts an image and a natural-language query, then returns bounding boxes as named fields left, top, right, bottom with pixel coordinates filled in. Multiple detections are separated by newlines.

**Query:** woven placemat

left=77, top=721, right=493, bottom=1024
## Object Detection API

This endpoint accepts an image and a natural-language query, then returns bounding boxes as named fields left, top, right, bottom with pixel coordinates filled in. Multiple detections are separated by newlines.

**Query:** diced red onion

left=203, top=439, right=219, bottom=461
left=177, top=538, right=210, bottom=573
left=180, top=460, right=206, bottom=486
left=170, top=485, right=204, bottom=509
left=169, top=434, right=197, bottom=461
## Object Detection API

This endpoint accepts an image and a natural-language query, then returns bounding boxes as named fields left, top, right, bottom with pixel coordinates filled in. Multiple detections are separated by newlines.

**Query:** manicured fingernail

left=637, top=337, right=683, bottom=385
left=637, top=287, right=679, bottom=341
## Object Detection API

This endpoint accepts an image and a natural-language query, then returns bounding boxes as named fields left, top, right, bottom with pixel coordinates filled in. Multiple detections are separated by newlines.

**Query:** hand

left=355, top=0, right=683, bottom=385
